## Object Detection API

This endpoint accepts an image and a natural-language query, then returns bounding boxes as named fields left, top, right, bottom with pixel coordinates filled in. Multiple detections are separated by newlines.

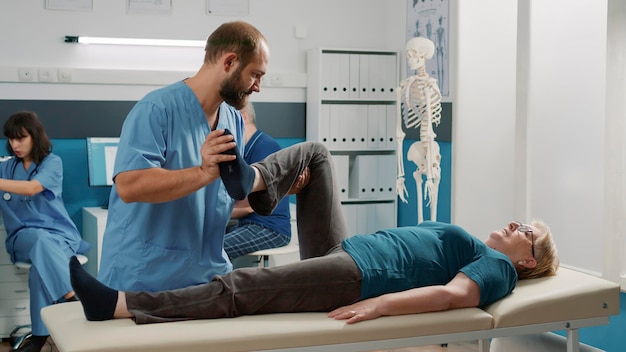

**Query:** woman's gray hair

left=518, top=219, right=559, bottom=280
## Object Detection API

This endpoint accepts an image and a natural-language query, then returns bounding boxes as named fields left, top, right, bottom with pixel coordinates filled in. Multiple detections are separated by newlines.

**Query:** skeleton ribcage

left=402, top=79, right=442, bottom=129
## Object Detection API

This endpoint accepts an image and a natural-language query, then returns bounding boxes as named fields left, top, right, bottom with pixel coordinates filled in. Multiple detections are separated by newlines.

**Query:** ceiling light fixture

left=64, top=35, right=205, bottom=48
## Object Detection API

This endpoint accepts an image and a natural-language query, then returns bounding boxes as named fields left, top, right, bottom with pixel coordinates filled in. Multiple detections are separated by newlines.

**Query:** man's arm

left=328, top=272, right=480, bottom=324
left=231, top=199, right=254, bottom=219
left=115, top=130, right=237, bottom=203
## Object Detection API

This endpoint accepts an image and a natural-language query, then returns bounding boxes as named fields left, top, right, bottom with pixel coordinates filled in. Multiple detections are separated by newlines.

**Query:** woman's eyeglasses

left=516, top=222, right=535, bottom=259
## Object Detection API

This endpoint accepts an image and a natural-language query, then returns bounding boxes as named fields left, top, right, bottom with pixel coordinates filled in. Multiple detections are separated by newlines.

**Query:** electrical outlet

left=270, top=74, right=284, bottom=87
left=38, top=68, right=56, bottom=82
left=18, top=68, right=35, bottom=82
left=58, top=68, right=72, bottom=82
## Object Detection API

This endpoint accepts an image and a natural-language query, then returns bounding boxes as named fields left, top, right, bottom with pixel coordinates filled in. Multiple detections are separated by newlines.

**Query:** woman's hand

left=288, top=167, right=310, bottom=195
left=327, top=297, right=382, bottom=324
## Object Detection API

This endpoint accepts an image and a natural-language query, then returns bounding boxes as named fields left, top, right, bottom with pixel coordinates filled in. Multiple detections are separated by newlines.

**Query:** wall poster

left=406, top=0, right=450, bottom=97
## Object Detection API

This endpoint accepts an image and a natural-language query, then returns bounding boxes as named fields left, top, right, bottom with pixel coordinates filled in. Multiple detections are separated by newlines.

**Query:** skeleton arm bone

left=421, top=85, right=442, bottom=219
left=396, top=84, right=409, bottom=203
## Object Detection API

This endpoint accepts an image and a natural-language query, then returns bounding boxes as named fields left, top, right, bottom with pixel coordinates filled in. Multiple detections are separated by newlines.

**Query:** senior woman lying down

left=70, top=141, right=559, bottom=325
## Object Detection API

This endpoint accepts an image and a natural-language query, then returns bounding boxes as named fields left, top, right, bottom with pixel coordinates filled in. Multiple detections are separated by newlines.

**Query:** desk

left=82, top=204, right=301, bottom=275
left=81, top=207, right=107, bottom=277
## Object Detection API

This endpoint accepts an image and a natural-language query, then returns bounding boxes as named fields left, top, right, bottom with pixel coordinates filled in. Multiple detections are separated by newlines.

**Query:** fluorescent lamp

left=64, top=35, right=205, bottom=48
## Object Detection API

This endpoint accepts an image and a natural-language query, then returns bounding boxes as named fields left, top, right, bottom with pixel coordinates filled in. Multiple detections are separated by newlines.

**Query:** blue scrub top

left=0, top=154, right=81, bottom=260
left=97, top=81, right=245, bottom=292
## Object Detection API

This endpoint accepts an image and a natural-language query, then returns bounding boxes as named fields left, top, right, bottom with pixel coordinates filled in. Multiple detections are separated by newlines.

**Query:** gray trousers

left=127, top=142, right=363, bottom=324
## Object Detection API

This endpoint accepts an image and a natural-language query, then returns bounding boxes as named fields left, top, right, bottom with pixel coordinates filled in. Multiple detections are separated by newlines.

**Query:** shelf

left=329, top=149, right=396, bottom=154
left=320, top=99, right=397, bottom=104
left=307, top=48, right=400, bottom=234
left=341, top=198, right=396, bottom=204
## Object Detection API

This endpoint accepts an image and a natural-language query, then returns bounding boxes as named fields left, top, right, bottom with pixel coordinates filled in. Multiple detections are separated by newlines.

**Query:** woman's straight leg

left=127, top=250, right=361, bottom=324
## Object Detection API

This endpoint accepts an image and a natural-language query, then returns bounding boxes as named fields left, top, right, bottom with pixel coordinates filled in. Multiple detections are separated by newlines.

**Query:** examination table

left=41, top=267, right=620, bottom=352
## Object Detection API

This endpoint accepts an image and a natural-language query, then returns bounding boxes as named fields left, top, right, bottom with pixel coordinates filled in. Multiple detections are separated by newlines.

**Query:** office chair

left=247, top=239, right=299, bottom=268
left=10, top=251, right=89, bottom=350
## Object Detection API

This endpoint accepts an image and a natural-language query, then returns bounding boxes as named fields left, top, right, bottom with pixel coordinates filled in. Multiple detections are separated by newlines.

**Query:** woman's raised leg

left=250, top=142, right=348, bottom=259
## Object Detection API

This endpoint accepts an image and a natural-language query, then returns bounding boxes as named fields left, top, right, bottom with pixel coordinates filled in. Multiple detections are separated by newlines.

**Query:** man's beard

left=220, top=69, right=250, bottom=110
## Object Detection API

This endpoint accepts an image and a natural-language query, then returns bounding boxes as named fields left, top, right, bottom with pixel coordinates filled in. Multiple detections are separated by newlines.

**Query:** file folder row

left=332, top=154, right=396, bottom=200
left=318, top=103, right=397, bottom=151
left=342, top=202, right=396, bottom=236
left=321, top=52, right=398, bottom=100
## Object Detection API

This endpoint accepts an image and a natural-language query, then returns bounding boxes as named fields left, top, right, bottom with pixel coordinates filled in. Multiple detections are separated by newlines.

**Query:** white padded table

left=41, top=267, right=620, bottom=352
left=42, top=305, right=491, bottom=352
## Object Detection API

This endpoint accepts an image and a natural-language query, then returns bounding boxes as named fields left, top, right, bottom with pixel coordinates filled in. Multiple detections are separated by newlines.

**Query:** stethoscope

left=3, top=158, right=39, bottom=202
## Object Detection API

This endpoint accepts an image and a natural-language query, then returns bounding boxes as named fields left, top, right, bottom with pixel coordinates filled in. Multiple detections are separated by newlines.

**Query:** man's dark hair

left=204, top=21, right=267, bottom=68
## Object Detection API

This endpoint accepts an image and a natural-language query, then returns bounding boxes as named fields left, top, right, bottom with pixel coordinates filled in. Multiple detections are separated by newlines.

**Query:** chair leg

left=10, top=324, right=33, bottom=349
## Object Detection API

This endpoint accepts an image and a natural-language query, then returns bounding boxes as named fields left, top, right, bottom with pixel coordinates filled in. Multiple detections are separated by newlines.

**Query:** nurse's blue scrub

left=97, top=81, right=244, bottom=292
left=0, top=154, right=81, bottom=336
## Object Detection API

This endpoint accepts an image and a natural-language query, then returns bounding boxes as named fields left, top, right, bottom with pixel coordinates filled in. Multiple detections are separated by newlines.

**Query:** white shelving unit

left=82, top=207, right=108, bottom=277
left=307, top=48, right=399, bottom=235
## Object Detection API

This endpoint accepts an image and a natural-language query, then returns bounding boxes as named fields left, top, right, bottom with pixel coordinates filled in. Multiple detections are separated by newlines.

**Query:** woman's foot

left=219, top=128, right=255, bottom=200
left=69, top=256, right=118, bottom=321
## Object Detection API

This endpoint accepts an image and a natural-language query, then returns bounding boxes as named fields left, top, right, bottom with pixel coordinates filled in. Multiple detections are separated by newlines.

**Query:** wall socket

left=38, top=68, right=56, bottom=82
left=18, top=67, right=35, bottom=81
left=58, top=68, right=72, bottom=82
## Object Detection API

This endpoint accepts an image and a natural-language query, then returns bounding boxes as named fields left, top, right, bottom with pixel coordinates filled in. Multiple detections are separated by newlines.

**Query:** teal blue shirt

left=97, top=81, right=245, bottom=292
left=342, top=221, right=517, bottom=307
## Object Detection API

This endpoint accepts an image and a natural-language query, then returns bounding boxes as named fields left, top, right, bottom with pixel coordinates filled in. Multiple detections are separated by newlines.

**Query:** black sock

left=69, top=256, right=118, bottom=321
left=219, top=129, right=255, bottom=200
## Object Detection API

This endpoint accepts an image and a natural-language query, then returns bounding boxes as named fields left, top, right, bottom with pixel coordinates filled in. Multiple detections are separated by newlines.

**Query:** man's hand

left=199, top=130, right=238, bottom=180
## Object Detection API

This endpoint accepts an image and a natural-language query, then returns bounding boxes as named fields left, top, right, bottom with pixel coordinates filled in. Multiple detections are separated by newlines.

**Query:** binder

left=358, top=54, right=370, bottom=99
left=349, top=54, right=360, bottom=99
left=319, top=104, right=330, bottom=147
left=337, top=54, right=351, bottom=99
left=377, top=154, right=396, bottom=198
left=353, top=104, right=368, bottom=149
left=320, top=53, right=333, bottom=99
left=349, top=155, right=378, bottom=199
left=386, top=104, right=397, bottom=149
left=331, top=154, right=350, bottom=200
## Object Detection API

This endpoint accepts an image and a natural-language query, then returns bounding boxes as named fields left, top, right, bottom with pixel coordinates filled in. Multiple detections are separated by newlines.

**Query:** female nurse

left=0, top=111, right=83, bottom=352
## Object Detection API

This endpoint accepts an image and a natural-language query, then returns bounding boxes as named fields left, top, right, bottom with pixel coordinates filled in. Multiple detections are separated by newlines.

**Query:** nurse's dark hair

left=4, top=111, right=52, bottom=164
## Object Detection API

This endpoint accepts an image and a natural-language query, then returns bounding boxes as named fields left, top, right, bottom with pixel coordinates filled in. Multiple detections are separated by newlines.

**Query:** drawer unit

left=0, top=220, right=32, bottom=338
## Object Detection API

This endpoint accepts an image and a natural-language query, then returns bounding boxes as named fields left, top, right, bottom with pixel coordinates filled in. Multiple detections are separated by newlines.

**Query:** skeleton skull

left=405, top=37, right=435, bottom=71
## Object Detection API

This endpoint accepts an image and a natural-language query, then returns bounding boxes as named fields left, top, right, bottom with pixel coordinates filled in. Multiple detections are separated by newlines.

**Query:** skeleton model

left=396, top=37, right=443, bottom=223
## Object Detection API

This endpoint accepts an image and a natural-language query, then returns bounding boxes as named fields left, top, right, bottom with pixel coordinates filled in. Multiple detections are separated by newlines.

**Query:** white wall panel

left=527, top=0, right=607, bottom=274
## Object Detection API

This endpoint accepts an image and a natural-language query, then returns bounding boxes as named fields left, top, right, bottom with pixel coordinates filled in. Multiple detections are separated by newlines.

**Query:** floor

left=0, top=338, right=58, bottom=352
left=0, top=339, right=478, bottom=352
